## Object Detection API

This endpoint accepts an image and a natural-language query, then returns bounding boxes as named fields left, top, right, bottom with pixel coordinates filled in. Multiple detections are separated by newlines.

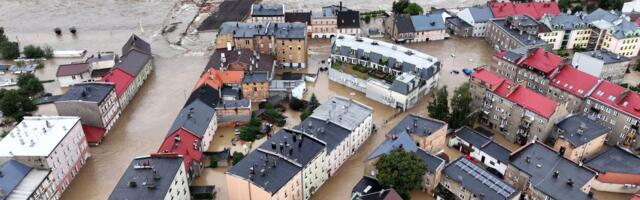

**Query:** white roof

left=310, top=96, right=373, bottom=131
left=333, top=34, right=439, bottom=71
left=0, top=116, right=81, bottom=157
left=6, top=169, right=50, bottom=200
left=622, top=0, right=640, bottom=13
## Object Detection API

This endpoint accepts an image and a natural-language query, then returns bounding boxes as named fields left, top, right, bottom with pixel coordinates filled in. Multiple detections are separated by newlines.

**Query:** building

left=56, top=63, right=91, bottom=87
left=548, top=65, right=601, bottom=113
left=337, top=9, right=361, bottom=36
left=330, top=34, right=441, bottom=111
left=445, top=16, right=473, bottom=37
left=242, top=71, right=270, bottom=102
left=441, top=157, right=520, bottom=200
left=492, top=48, right=565, bottom=94
left=169, top=98, right=218, bottom=151
left=351, top=177, right=403, bottom=200
left=250, top=4, right=284, bottom=23
left=216, top=99, right=252, bottom=126
left=0, top=116, right=90, bottom=199
left=295, top=96, right=374, bottom=176
left=538, top=14, right=590, bottom=50
left=158, top=129, right=203, bottom=182
left=116, top=35, right=153, bottom=103
left=506, top=142, right=596, bottom=200
left=285, top=12, right=311, bottom=25
left=365, top=131, right=445, bottom=193
left=488, top=2, right=561, bottom=20
left=206, top=48, right=276, bottom=79
left=584, top=9, right=640, bottom=57
left=101, top=67, right=135, bottom=110
left=571, top=50, right=630, bottom=83
left=215, top=22, right=307, bottom=68
left=585, top=146, right=640, bottom=194
left=389, top=114, right=447, bottom=151
left=450, top=127, right=511, bottom=175
left=485, top=15, right=552, bottom=51
left=456, top=5, right=495, bottom=37
left=86, top=52, right=117, bottom=80
left=552, top=115, right=610, bottom=163
left=108, top=154, right=190, bottom=200
left=269, top=72, right=306, bottom=99
left=384, top=11, right=447, bottom=43
left=470, top=68, right=568, bottom=145
left=55, top=82, right=121, bottom=145
left=583, top=80, right=640, bottom=150
left=0, top=159, right=55, bottom=200
left=309, top=6, right=339, bottom=38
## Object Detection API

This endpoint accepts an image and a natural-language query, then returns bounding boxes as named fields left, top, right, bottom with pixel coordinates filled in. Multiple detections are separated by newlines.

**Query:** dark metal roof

left=491, top=19, right=547, bottom=46
left=280, top=72, right=303, bottom=80
left=337, top=10, right=360, bottom=28
left=57, top=82, right=114, bottom=103
left=358, top=189, right=403, bottom=200
left=257, top=128, right=326, bottom=166
left=455, top=127, right=491, bottom=147
left=227, top=150, right=301, bottom=194
left=411, top=14, right=445, bottom=32
left=206, top=48, right=275, bottom=74
left=91, top=68, right=112, bottom=78
left=117, top=49, right=151, bottom=76
left=251, top=4, right=284, bottom=17
left=352, top=176, right=383, bottom=196
left=121, top=34, right=151, bottom=56
left=367, top=131, right=418, bottom=161
left=468, top=5, right=494, bottom=23
left=109, top=155, right=184, bottom=200
left=395, top=15, right=415, bottom=33
left=295, top=117, right=351, bottom=152
left=168, top=99, right=216, bottom=137
left=444, top=158, right=519, bottom=200
left=285, top=12, right=312, bottom=25
left=585, top=145, right=640, bottom=174
left=481, top=142, right=511, bottom=164
left=555, top=115, right=610, bottom=147
left=389, top=114, right=446, bottom=137
left=186, top=85, right=221, bottom=108
left=242, top=72, right=269, bottom=83
left=509, top=142, right=596, bottom=200
left=416, top=148, right=445, bottom=173
left=0, top=160, right=32, bottom=200
left=216, top=99, right=250, bottom=109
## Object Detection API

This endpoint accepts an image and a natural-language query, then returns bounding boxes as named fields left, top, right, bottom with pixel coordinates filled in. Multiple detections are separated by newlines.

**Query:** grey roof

left=390, top=114, right=446, bottom=137
left=285, top=12, right=312, bottom=25
left=367, top=131, right=418, bottom=160
left=221, top=86, right=240, bottom=98
left=217, top=99, right=250, bottom=109
left=585, top=145, right=640, bottom=174
left=390, top=73, right=419, bottom=95
left=411, top=14, right=445, bottom=32
left=295, top=117, right=351, bottom=152
left=352, top=176, right=383, bottom=196
left=117, top=49, right=151, bottom=76
left=447, top=17, right=472, bottom=28
left=219, top=22, right=269, bottom=38
left=187, top=85, right=221, bottom=108
left=542, top=14, right=587, bottom=31
left=251, top=4, right=284, bottom=17
left=481, top=142, right=511, bottom=164
left=220, top=22, right=306, bottom=39
left=444, top=158, right=519, bottom=200
left=395, top=15, right=415, bottom=33
left=168, top=99, right=216, bottom=137
left=0, top=64, right=10, bottom=71
left=122, top=34, right=151, bottom=56
left=492, top=19, right=547, bottom=46
left=85, top=53, right=116, bottom=64
left=258, top=128, right=326, bottom=166
left=227, top=150, right=301, bottom=194
left=585, top=9, right=640, bottom=39
left=577, top=49, right=630, bottom=64
left=416, top=148, right=445, bottom=173
left=269, top=23, right=307, bottom=39
left=509, top=142, right=596, bottom=200
left=109, top=155, right=184, bottom=200
left=455, top=127, right=491, bottom=147
left=584, top=9, right=621, bottom=24
left=57, top=82, right=114, bottom=103
left=0, top=160, right=32, bottom=200
left=468, top=5, right=494, bottom=23
left=555, top=115, right=610, bottom=147
left=309, top=96, right=373, bottom=131
left=358, top=189, right=403, bottom=200
left=509, top=15, right=539, bottom=27
left=206, top=48, right=275, bottom=74
left=499, top=47, right=528, bottom=62
left=242, top=71, right=269, bottom=83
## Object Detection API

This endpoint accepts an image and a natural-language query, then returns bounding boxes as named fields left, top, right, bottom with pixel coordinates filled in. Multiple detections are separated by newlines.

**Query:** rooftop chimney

left=553, top=171, right=559, bottom=178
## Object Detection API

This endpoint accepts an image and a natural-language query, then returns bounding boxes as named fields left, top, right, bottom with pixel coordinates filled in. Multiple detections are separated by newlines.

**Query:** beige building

left=485, top=15, right=552, bottom=51
left=216, top=22, right=307, bottom=68
left=552, top=115, right=610, bottom=163
left=585, top=9, right=640, bottom=57
left=538, top=14, right=590, bottom=50
left=470, top=68, right=568, bottom=145
left=250, top=4, right=284, bottom=23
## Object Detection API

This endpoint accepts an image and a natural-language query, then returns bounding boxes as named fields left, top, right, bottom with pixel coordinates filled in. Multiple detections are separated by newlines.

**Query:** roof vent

left=525, top=156, right=531, bottom=163
left=128, top=181, right=137, bottom=187
left=566, top=178, right=574, bottom=187
left=553, top=171, right=559, bottom=178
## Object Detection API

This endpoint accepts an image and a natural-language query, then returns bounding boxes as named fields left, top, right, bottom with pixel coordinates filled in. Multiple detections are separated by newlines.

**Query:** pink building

left=0, top=116, right=90, bottom=199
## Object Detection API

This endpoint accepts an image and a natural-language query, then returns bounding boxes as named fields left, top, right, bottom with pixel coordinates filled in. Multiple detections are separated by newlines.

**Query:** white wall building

left=56, top=63, right=92, bottom=88
left=457, top=5, right=495, bottom=37
left=571, top=50, right=630, bottom=83
left=449, top=127, right=511, bottom=175
left=0, top=116, right=90, bottom=199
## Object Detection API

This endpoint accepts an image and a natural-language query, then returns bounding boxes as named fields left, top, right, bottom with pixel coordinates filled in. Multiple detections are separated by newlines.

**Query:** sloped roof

left=117, top=49, right=151, bottom=76
left=489, top=2, right=560, bottom=20
left=444, top=157, right=519, bottom=200
left=101, top=67, right=135, bottom=97
left=56, top=63, right=90, bottom=77
left=121, top=34, right=151, bottom=55
left=468, top=5, right=494, bottom=23
left=57, top=82, right=114, bottom=103
left=158, top=129, right=203, bottom=171
left=168, top=99, right=216, bottom=138
left=506, top=85, right=557, bottom=118
left=257, top=128, right=325, bottom=167
left=109, top=155, right=183, bottom=200
left=0, top=160, right=32, bottom=200
left=521, top=48, right=563, bottom=75
left=411, top=14, right=445, bottom=32
left=227, top=150, right=301, bottom=194
left=556, top=115, right=610, bottom=147
left=389, top=114, right=447, bottom=137
left=367, top=131, right=418, bottom=160
left=550, top=66, right=600, bottom=98
left=585, top=145, right=640, bottom=175
left=186, top=85, right=220, bottom=108
left=337, top=10, right=360, bottom=28
left=251, top=4, right=284, bottom=17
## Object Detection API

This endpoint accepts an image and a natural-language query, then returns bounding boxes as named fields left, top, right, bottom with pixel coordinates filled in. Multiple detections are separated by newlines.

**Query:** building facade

left=450, top=127, right=511, bottom=175
left=0, top=160, right=56, bottom=200
left=441, top=158, right=520, bottom=200
left=551, top=115, right=609, bottom=163
left=250, top=4, right=285, bottom=23
left=456, top=5, right=495, bottom=37
left=485, top=15, right=552, bottom=51
left=109, top=154, right=190, bottom=200
left=571, top=50, right=630, bottom=83
left=538, top=14, right=590, bottom=50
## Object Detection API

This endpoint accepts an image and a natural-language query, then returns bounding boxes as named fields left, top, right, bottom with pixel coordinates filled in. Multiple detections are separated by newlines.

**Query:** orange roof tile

left=193, top=68, right=244, bottom=91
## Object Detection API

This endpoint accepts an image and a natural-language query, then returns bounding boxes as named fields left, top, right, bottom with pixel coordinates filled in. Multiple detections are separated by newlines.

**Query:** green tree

left=238, top=116, right=263, bottom=141
left=289, top=97, right=305, bottom=111
left=0, top=89, right=36, bottom=122
left=375, top=149, right=426, bottom=199
left=403, top=3, right=423, bottom=15
left=209, top=156, right=218, bottom=168
left=300, top=109, right=313, bottom=121
left=449, top=82, right=475, bottom=129
left=0, top=27, right=20, bottom=60
left=309, top=94, right=320, bottom=109
left=17, top=74, right=44, bottom=97
left=23, top=45, right=45, bottom=59
left=599, top=0, right=625, bottom=10
left=392, top=1, right=410, bottom=14
left=558, top=0, right=570, bottom=12
left=427, top=86, right=449, bottom=122
left=232, top=152, right=245, bottom=165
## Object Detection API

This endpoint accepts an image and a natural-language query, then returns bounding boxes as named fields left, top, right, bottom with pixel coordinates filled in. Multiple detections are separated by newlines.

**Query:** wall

left=55, top=101, right=102, bottom=128
left=275, top=38, right=307, bottom=68
left=302, top=149, right=328, bottom=200
left=57, top=72, right=91, bottom=88
left=242, top=81, right=270, bottom=102
left=327, top=67, right=367, bottom=92
left=571, top=52, right=605, bottom=79
left=164, top=163, right=191, bottom=200
left=591, top=174, right=640, bottom=193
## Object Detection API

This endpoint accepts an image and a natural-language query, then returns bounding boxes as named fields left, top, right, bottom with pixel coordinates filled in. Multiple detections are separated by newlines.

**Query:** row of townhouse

left=384, top=9, right=449, bottom=43
left=250, top=2, right=362, bottom=38
left=52, top=34, right=153, bottom=146
left=487, top=47, right=640, bottom=152
left=0, top=116, right=91, bottom=200
left=215, top=22, right=308, bottom=68
left=226, top=96, right=374, bottom=200
left=329, top=34, right=441, bottom=111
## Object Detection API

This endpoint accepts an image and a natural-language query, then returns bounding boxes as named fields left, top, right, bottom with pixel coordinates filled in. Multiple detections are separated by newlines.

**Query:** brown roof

left=206, top=48, right=275, bottom=73
left=192, top=68, right=244, bottom=91
left=56, top=63, right=90, bottom=77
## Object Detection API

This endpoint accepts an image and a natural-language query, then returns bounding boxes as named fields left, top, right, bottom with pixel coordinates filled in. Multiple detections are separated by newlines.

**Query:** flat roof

left=57, top=82, right=115, bottom=103
left=556, top=115, right=610, bottom=147
left=585, top=145, right=640, bottom=175
left=0, top=116, right=81, bottom=157
left=309, top=96, right=372, bottom=131
left=389, top=114, right=446, bottom=137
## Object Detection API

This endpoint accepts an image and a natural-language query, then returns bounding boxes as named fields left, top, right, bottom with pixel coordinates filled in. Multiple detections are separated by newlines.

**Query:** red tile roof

left=589, top=80, right=640, bottom=119
left=56, top=63, right=90, bottom=77
left=192, top=68, right=244, bottom=91
left=472, top=68, right=557, bottom=118
left=82, top=125, right=106, bottom=144
left=158, top=128, right=203, bottom=170
left=635, top=18, right=640, bottom=26
left=489, top=2, right=560, bottom=20
left=521, top=48, right=563, bottom=75
left=551, top=66, right=600, bottom=98
left=101, top=68, right=135, bottom=97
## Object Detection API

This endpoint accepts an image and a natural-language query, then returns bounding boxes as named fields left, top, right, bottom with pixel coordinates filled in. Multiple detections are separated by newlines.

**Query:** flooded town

left=0, top=0, right=639, bottom=200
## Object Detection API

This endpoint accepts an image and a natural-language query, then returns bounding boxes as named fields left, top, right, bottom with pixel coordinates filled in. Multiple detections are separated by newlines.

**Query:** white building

left=109, top=154, right=190, bottom=200
left=0, top=159, right=57, bottom=200
left=457, top=5, right=495, bottom=37
left=622, top=0, right=640, bottom=13
left=449, top=127, right=511, bottom=175
left=571, top=50, right=630, bottom=83
left=56, top=63, right=91, bottom=87
left=0, top=116, right=90, bottom=199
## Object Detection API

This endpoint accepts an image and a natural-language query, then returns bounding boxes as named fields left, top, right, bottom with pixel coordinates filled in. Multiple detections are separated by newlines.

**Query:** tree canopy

left=375, top=149, right=427, bottom=199
left=392, top=1, right=423, bottom=15
left=0, top=89, right=36, bottom=122
left=17, top=73, right=44, bottom=97
left=238, top=115, right=263, bottom=141
left=300, top=93, right=321, bottom=121
left=427, top=86, right=449, bottom=122
left=449, top=82, right=475, bottom=129
left=0, top=27, right=20, bottom=60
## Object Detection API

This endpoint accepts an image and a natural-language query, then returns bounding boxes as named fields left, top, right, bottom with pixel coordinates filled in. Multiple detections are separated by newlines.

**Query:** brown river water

left=0, top=1, right=631, bottom=199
